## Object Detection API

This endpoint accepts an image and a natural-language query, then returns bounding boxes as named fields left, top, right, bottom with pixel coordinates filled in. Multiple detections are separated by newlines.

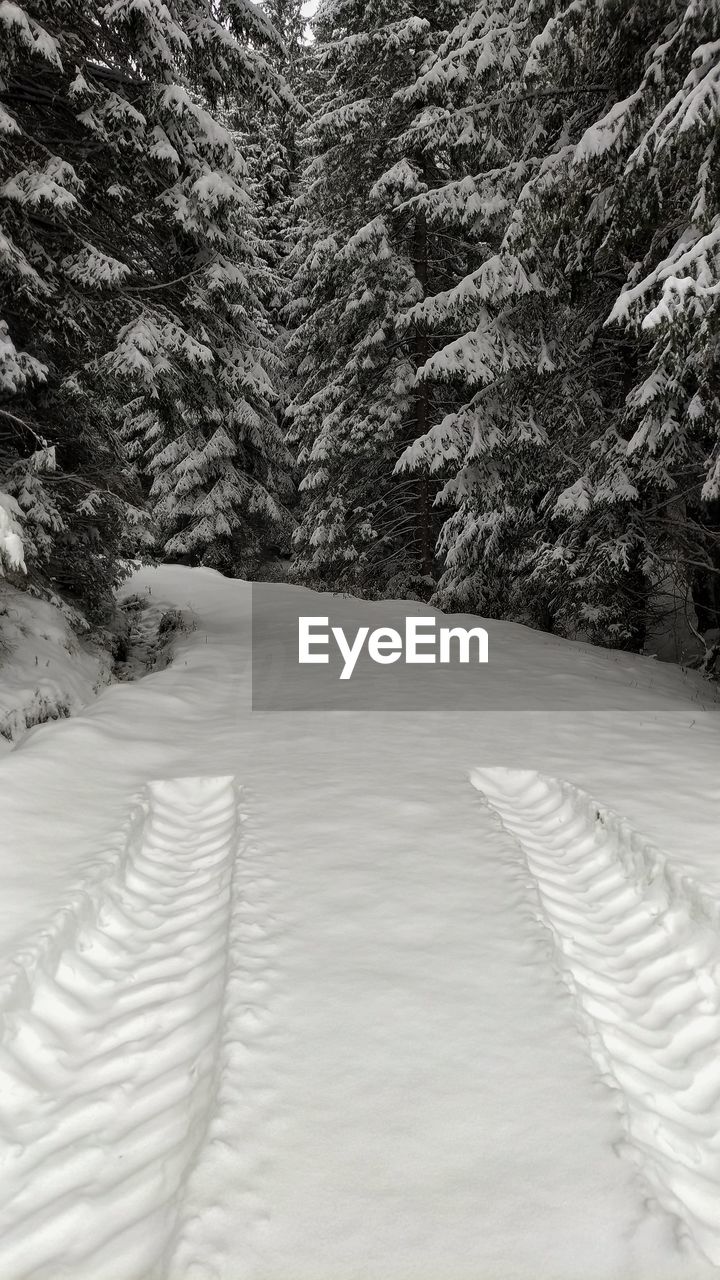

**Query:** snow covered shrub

left=114, top=593, right=195, bottom=680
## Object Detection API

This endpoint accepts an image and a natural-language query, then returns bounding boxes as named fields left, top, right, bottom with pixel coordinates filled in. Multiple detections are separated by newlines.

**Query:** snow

left=476, top=767, right=720, bottom=1266
left=555, top=476, right=593, bottom=516
left=63, top=246, right=131, bottom=288
left=0, top=775, right=237, bottom=1279
left=0, top=492, right=25, bottom=572
left=573, top=92, right=642, bottom=163
left=1, top=156, right=82, bottom=210
left=149, top=125, right=181, bottom=167
left=0, top=565, right=719, bottom=1278
left=105, top=315, right=214, bottom=390
left=0, top=321, right=48, bottom=393
left=0, top=2, right=61, bottom=66
left=370, top=159, right=427, bottom=206
left=159, top=86, right=234, bottom=159
left=0, top=102, right=20, bottom=135
left=0, top=582, right=108, bottom=751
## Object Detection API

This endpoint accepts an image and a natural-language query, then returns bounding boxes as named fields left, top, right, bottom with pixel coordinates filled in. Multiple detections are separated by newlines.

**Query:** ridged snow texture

left=0, top=775, right=238, bottom=1280
left=473, top=766, right=720, bottom=1266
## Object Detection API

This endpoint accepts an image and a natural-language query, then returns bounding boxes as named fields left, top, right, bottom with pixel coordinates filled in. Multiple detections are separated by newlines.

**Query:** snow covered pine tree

left=393, top=0, right=720, bottom=658
left=244, top=0, right=307, bottom=575
left=0, top=0, right=294, bottom=620
left=287, top=0, right=476, bottom=600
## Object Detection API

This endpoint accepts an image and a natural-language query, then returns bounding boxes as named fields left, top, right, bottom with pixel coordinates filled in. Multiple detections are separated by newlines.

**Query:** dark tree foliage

left=0, top=0, right=293, bottom=620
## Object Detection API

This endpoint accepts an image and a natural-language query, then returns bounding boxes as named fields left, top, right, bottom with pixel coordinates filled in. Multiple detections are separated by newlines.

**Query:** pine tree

left=394, top=0, right=720, bottom=656
left=287, top=0, right=473, bottom=599
left=517, top=0, right=720, bottom=654
left=241, top=0, right=308, bottom=576
left=393, top=0, right=564, bottom=627
left=582, top=0, right=720, bottom=655
left=1, top=0, right=294, bottom=616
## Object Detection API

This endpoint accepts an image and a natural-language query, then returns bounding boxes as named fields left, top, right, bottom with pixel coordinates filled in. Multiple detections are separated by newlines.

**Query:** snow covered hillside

left=0, top=566, right=719, bottom=1279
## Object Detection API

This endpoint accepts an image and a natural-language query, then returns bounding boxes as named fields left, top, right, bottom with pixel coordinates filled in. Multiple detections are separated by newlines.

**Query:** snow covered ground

left=0, top=583, right=109, bottom=753
left=0, top=565, right=719, bottom=1279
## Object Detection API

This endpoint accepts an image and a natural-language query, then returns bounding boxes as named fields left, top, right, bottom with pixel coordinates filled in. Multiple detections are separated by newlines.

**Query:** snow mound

left=474, top=767, right=720, bottom=1266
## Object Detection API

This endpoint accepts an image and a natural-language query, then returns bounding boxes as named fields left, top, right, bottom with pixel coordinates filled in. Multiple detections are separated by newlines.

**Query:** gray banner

left=250, top=583, right=697, bottom=712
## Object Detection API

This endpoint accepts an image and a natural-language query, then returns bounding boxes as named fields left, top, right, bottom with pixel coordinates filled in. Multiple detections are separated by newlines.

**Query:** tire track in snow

left=0, top=774, right=238, bottom=1280
left=473, top=767, right=720, bottom=1267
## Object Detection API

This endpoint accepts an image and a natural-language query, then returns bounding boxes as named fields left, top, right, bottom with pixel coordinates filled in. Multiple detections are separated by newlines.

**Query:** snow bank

left=0, top=584, right=109, bottom=752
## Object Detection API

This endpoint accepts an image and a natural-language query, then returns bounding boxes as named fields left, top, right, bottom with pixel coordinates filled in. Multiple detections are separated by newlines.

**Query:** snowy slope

left=0, top=566, right=719, bottom=1279
left=0, top=583, right=108, bottom=754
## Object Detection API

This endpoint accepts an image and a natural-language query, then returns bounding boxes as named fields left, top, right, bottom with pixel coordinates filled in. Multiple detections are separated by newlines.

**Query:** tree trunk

left=411, top=199, right=433, bottom=578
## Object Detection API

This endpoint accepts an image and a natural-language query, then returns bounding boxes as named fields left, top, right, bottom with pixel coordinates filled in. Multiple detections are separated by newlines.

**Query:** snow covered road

left=0, top=567, right=719, bottom=1278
